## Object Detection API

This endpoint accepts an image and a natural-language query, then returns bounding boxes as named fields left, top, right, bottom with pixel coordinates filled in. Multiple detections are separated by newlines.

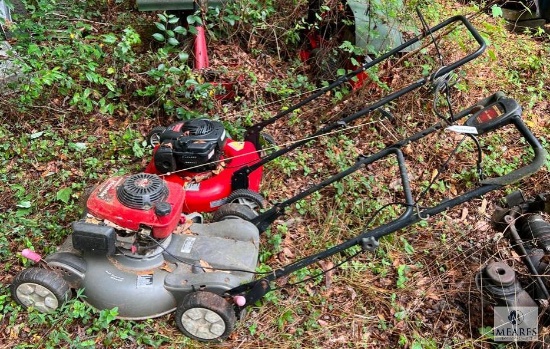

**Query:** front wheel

left=11, top=267, right=72, bottom=313
left=175, top=291, right=237, bottom=342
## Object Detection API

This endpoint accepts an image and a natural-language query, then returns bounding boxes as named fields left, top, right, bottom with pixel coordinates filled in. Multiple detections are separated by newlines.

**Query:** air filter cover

left=116, top=173, right=169, bottom=210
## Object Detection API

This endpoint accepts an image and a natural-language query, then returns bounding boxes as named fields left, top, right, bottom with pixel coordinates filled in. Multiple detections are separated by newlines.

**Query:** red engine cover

left=86, top=174, right=184, bottom=239
left=145, top=140, right=263, bottom=213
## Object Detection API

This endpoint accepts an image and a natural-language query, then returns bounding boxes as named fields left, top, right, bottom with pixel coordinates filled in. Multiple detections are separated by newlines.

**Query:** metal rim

left=150, top=133, right=161, bottom=147
left=229, top=196, right=261, bottom=211
left=226, top=189, right=266, bottom=213
left=15, top=282, right=60, bottom=313
left=180, top=307, right=227, bottom=340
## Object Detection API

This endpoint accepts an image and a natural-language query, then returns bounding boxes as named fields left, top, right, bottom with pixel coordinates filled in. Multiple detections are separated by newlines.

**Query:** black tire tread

left=175, top=291, right=236, bottom=342
left=226, top=189, right=266, bottom=209
left=11, top=267, right=72, bottom=311
left=147, top=126, right=167, bottom=147
left=212, top=203, right=258, bottom=222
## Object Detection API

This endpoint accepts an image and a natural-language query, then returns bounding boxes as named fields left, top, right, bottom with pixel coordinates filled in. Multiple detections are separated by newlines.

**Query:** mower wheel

left=175, top=291, right=236, bottom=342
left=11, top=267, right=72, bottom=313
left=147, top=126, right=167, bottom=147
left=226, top=189, right=266, bottom=212
left=212, top=203, right=258, bottom=222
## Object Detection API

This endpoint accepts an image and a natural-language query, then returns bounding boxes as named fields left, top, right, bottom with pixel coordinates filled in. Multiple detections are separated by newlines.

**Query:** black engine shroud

left=153, top=119, right=227, bottom=173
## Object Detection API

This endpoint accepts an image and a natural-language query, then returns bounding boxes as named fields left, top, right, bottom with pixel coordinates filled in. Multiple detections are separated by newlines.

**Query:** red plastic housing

left=145, top=140, right=263, bottom=213
left=86, top=175, right=185, bottom=239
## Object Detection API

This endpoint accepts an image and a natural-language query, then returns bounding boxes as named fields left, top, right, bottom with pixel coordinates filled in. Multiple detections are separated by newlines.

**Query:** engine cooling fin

left=181, top=119, right=214, bottom=135
left=116, top=173, right=168, bottom=210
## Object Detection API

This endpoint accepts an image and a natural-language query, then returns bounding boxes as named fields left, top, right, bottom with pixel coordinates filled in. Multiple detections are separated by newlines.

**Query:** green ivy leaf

left=154, top=22, right=166, bottom=31
left=491, top=5, right=503, bottom=18
left=411, top=342, right=423, bottom=349
left=173, top=26, right=187, bottom=35
left=16, top=201, right=31, bottom=208
left=30, top=131, right=44, bottom=139
left=178, top=52, right=189, bottom=61
left=56, top=187, right=73, bottom=204
left=167, top=37, right=179, bottom=46
left=102, top=33, right=118, bottom=44
left=479, top=326, right=494, bottom=339
left=152, top=33, right=165, bottom=42
left=157, top=13, right=167, bottom=22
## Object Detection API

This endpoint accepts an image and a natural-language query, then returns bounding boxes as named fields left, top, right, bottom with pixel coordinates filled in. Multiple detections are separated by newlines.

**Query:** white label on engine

left=185, top=183, right=200, bottom=191
left=445, top=125, right=478, bottom=134
left=98, top=177, right=124, bottom=201
left=181, top=237, right=196, bottom=254
left=137, top=274, right=153, bottom=288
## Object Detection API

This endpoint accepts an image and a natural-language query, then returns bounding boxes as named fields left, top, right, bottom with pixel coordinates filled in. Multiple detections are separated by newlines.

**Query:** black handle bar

left=233, top=15, right=487, bottom=191
left=229, top=93, right=547, bottom=305
left=243, top=15, right=486, bottom=147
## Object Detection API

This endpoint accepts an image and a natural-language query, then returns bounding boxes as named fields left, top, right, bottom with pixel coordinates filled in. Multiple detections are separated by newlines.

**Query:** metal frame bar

left=234, top=15, right=486, bottom=190
left=229, top=94, right=547, bottom=306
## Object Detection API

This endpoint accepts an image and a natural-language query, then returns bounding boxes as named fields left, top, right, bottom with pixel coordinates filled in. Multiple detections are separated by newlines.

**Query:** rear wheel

left=147, top=126, right=167, bottom=147
left=11, top=267, right=72, bottom=313
left=225, top=189, right=266, bottom=212
left=212, top=203, right=258, bottom=222
left=175, top=292, right=236, bottom=342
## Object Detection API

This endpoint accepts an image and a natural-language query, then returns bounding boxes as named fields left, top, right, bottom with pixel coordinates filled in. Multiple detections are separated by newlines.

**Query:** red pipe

left=194, top=26, right=209, bottom=69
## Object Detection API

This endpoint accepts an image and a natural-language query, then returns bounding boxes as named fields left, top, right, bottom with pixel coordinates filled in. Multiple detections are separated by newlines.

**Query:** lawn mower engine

left=12, top=172, right=260, bottom=340
left=145, top=119, right=264, bottom=214
left=477, top=191, right=550, bottom=316
left=152, top=118, right=227, bottom=174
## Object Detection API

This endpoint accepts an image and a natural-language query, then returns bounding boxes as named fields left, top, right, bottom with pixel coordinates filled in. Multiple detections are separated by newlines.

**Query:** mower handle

left=243, top=15, right=486, bottom=147
left=229, top=93, right=546, bottom=306
left=453, top=92, right=547, bottom=186
left=233, top=15, right=487, bottom=190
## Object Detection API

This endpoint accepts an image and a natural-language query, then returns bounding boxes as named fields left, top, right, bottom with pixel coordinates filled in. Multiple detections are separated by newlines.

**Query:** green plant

left=152, top=12, right=190, bottom=47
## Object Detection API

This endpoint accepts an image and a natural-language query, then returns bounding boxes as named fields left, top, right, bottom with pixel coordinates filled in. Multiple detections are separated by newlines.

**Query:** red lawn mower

left=10, top=15, right=548, bottom=343
left=142, top=118, right=265, bottom=214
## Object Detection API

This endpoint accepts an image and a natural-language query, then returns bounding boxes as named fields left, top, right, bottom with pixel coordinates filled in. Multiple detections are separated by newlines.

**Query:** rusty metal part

left=477, top=261, right=537, bottom=308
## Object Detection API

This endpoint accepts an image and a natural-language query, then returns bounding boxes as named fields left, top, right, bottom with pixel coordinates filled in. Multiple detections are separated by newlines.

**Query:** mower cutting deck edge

left=10, top=15, right=548, bottom=343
